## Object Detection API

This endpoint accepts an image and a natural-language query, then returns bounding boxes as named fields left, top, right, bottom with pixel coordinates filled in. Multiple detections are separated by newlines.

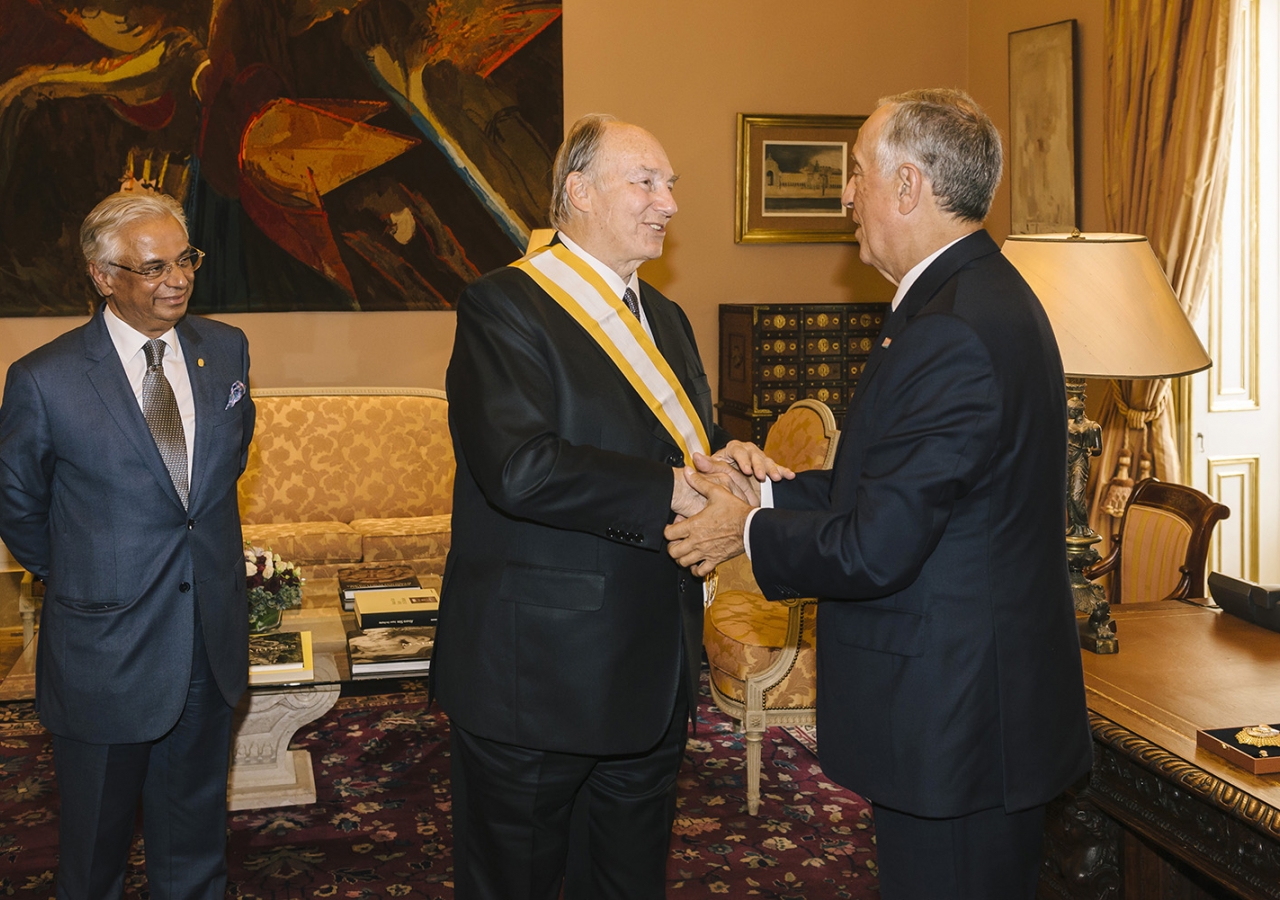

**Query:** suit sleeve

left=751, top=316, right=1001, bottom=600
left=447, top=276, right=674, bottom=547
left=0, top=361, right=54, bottom=578
left=773, top=468, right=834, bottom=509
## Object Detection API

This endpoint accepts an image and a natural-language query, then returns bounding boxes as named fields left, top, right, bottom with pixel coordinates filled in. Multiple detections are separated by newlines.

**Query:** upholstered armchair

left=1085, top=478, right=1230, bottom=603
left=704, top=399, right=839, bottom=815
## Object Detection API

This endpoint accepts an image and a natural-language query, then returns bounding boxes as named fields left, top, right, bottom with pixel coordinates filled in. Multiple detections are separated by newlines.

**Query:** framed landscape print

left=1009, top=19, right=1078, bottom=234
left=735, top=113, right=865, bottom=243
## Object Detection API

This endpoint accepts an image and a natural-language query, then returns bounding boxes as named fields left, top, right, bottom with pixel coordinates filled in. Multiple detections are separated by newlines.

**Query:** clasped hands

left=667, top=441, right=793, bottom=577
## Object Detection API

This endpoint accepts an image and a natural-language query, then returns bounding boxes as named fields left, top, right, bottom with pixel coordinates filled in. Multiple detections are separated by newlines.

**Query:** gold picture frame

left=735, top=113, right=866, bottom=244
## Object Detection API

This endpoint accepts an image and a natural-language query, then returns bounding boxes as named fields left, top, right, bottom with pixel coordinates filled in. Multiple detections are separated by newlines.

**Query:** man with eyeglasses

left=0, top=190, right=256, bottom=900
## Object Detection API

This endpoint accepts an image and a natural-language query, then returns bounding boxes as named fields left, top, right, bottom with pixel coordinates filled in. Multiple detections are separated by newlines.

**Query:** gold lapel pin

left=198, top=358, right=205, bottom=367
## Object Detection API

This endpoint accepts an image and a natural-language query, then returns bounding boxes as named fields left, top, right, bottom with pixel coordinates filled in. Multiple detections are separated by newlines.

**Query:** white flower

left=263, top=557, right=275, bottom=579
left=245, top=560, right=257, bottom=577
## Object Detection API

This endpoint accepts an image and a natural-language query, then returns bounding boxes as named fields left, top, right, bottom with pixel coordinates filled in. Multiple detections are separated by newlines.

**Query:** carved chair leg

left=745, top=725, right=763, bottom=815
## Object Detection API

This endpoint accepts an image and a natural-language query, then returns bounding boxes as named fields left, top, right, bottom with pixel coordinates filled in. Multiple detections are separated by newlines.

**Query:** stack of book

left=248, top=630, right=314, bottom=685
left=336, top=564, right=420, bottom=611
left=346, top=626, right=435, bottom=678
left=353, top=587, right=439, bottom=629
left=346, top=585, right=438, bottom=678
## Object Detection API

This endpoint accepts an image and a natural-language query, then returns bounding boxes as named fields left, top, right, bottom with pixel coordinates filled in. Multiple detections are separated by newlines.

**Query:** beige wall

left=0, top=0, right=1105, bottom=398
left=969, top=1, right=1108, bottom=238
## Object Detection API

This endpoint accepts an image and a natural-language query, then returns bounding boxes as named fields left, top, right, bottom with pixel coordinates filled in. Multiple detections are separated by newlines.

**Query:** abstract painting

left=0, top=0, right=562, bottom=315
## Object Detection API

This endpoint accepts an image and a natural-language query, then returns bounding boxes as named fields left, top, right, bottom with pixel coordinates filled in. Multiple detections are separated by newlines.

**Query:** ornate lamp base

left=1065, top=378, right=1118, bottom=654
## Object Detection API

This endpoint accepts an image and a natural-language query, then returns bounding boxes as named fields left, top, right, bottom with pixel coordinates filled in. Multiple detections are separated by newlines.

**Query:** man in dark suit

left=667, top=90, right=1093, bottom=899
left=0, top=190, right=255, bottom=900
left=436, top=114, right=784, bottom=899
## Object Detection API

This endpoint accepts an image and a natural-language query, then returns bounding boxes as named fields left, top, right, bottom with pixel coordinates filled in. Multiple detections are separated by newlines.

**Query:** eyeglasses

left=108, top=248, right=204, bottom=281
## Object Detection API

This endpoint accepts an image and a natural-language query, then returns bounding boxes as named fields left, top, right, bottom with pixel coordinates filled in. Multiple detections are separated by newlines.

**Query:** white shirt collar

left=889, top=234, right=968, bottom=311
left=101, top=303, right=183, bottom=365
left=556, top=231, right=641, bottom=299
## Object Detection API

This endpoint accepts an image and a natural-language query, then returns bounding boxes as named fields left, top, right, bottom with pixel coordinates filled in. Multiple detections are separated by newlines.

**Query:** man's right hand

left=671, top=466, right=708, bottom=519
left=671, top=465, right=744, bottom=519
left=691, top=453, right=761, bottom=506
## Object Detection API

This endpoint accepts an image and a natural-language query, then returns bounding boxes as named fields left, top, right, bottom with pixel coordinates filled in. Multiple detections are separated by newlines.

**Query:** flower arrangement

left=244, top=542, right=303, bottom=633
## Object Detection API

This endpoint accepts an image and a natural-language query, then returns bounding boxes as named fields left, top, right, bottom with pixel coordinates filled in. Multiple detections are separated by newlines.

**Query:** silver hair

left=80, top=190, right=190, bottom=270
left=548, top=113, right=618, bottom=229
left=874, top=88, right=1003, bottom=223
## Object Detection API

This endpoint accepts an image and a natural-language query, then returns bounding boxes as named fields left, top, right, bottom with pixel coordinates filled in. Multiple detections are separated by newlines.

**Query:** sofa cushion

left=352, top=514, right=452, bottom=566
left=239, top=392, right=454, bottom=525
left=241, top=521, right=363, bottom=566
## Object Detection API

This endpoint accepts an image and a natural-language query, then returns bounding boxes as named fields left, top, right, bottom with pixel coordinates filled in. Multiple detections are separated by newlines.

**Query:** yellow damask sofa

left=237, top=387, right=454, bottom=579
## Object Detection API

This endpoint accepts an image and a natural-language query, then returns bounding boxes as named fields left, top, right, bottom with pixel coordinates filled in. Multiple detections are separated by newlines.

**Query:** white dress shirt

left=557, top=231, right=653, bottom=339
left=102, top=306, right=196, bottom=481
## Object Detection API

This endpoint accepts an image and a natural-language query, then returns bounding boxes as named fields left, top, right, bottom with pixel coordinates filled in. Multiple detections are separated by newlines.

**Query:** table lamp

left=1002, top=232, right=1212, bottom=653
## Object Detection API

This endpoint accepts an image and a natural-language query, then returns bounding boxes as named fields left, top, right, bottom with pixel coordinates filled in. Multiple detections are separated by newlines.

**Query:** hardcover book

left=353, top=587, right=440, bottom=629
left=346, top=626, right=434, bottom=678
left=337, top=564, right=421, bottom=610
left=248, top=631, right=314, bottom=685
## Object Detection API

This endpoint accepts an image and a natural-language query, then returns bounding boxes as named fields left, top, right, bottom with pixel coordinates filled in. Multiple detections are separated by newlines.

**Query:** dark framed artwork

left=735, top=114, right=865, bottom=243
left=0, top=0, right=563, bottom=316
left=1008, top=19, right=1078, bottom=235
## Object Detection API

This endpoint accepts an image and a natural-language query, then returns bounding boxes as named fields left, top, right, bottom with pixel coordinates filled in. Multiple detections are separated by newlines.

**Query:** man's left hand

left=664, top=470, right=752, bottom=577
left=711, top=440, right=795, bottom=483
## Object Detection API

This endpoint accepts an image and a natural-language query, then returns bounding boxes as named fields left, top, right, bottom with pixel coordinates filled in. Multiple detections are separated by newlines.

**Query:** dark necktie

left=622, top=287, right=641, bottom=321
left=141, top=339, right=189, bottom=508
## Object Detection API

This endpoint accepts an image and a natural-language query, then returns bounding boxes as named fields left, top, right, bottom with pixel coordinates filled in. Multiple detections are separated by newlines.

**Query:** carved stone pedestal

left=227, top=658, right=340, bottom=810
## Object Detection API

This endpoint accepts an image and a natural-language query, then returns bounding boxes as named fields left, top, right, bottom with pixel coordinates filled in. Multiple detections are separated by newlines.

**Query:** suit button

left=667, top=453, right=683, bottom=466
left=180, top=582, right=191, bottom=593
left=187, top=519, right=196, bottom=530
left=606, top=528, right=617, bottom=538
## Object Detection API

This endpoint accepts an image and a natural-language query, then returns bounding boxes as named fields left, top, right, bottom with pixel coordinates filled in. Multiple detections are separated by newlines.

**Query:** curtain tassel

left=1100, top=449, right=1134, bottom=518
left=1137, top=448, right=1153, bottom=482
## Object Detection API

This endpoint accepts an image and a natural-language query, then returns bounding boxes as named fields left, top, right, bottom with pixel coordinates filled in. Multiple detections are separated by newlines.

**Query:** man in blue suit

left=0, top=190, right=255, bottom=900
left=667, top=90, right=1092, bottom=899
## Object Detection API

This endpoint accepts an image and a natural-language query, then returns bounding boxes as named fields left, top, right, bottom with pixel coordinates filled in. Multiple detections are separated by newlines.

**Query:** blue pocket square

left=225, top=381, right=246, bottom=410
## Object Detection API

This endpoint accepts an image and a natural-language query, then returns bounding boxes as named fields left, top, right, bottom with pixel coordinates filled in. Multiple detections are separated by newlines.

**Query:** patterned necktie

left=622, top=287, right=641, bottom=321
left=141, top=339, right=189, bottom=508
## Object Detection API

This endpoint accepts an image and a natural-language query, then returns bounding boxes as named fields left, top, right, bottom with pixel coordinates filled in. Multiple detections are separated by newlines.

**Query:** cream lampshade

left=1003, top=232, right=1210, bottom=379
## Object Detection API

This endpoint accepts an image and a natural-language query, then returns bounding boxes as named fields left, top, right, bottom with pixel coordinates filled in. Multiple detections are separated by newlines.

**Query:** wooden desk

left=1041, top=602, right=1280, bottom=899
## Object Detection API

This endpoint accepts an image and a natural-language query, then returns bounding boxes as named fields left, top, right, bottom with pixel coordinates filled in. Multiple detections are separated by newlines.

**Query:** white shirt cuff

left=744, top=479, right=774, bottom=561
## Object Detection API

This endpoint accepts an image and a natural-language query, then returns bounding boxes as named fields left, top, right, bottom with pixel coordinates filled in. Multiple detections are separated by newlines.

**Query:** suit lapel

left=178, top=318, right=210, bottom=507
left=82, top=307, right=187, bottom=511
left=639, top=284, right=696, bottom=454
left=851, top=231, right=999, bottom=407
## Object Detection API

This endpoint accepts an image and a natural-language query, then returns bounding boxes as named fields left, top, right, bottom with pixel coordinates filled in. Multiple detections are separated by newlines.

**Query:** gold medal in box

left=1235, top=724, right=1280, bottom=750
left=1197, top=723, right=1280, bottom=774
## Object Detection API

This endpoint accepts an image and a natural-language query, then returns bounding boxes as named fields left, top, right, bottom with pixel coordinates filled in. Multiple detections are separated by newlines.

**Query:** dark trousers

left=51, top=628, right=234, bottom=900
left=871, top=801, right=1047, bottom=900
left=449, top=689, right=689, bottom=900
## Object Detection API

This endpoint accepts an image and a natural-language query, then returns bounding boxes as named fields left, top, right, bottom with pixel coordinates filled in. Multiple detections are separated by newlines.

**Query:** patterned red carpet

left=0, top=676, right=879, bottom=898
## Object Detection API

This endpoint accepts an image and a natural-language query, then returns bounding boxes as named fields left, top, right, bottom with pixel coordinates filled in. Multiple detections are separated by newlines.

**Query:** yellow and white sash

left=512, top=243, right=711, bottom=463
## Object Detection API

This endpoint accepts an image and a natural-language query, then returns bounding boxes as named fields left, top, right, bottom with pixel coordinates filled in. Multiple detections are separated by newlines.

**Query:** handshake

left=666, top=440, right=793, bottom=577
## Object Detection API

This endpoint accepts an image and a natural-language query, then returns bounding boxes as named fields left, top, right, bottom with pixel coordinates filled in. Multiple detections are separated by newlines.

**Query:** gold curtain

left=1091, top=0, right=1239, bottom=551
